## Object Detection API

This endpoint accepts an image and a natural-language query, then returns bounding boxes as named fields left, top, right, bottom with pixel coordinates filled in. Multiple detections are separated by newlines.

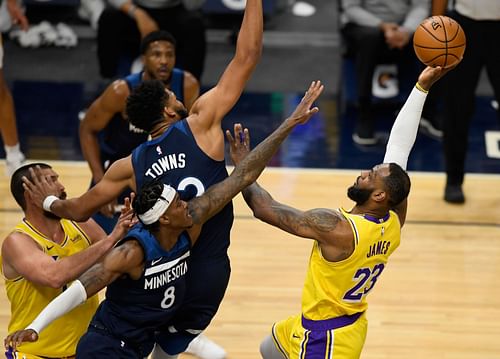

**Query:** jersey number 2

left=343, top=263, right=385, bottom=302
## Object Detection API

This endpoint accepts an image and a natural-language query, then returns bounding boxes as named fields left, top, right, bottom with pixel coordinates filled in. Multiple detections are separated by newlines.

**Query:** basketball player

left=5, top=83, right=323, bottom=358
left=20, top=0, right=263, bottom=356
left=0, top=0, right=28, bottom=176
left=80, top=30, right=199, bottom=233
left=230, top=66, right=452, bottom=358
left=1, top=163, right=134, bottom=359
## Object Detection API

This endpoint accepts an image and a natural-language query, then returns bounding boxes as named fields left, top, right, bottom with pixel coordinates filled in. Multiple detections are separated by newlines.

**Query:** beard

left=176, top=107, right=189, bottom=119
left=43, top=191, right=67, bottom=220
left=347, top=185, right=373, bottom=206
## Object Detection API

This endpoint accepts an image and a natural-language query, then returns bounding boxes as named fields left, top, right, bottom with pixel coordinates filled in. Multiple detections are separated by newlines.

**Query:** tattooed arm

left=241, top=182, right=355, bottom=260
left=4, top=240, right=144, bottom=350
left=187, top=81, right=324, bottom=236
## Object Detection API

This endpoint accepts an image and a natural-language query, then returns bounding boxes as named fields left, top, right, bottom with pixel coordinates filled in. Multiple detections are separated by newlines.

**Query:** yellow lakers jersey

left=1, top=219, right=99, bottom=357
left=301, top=208, right=401, bottom=320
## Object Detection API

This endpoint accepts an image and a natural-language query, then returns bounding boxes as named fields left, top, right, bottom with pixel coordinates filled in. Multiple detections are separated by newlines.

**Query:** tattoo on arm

left=275, top=207, right=341, bottom=237
left=79, top=244, right=131, bottom=296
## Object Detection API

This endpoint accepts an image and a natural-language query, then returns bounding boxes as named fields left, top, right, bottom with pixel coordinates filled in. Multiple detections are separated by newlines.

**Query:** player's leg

left=150, top=343, right=178, bottom=359
left=259, top=335, right=287, bottom=359
left=154, top=256, right=230, bottom=358
left=0, top=34, right=25, bottom=176
left=262, top=314, right=300, bottom=359
left=152, top=331, right=225, bottom=359
left=76, top=327, right=150, bottom=358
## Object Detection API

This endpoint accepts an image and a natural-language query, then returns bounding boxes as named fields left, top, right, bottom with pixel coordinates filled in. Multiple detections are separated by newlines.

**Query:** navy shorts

left=76, top=324, right=153, bottom=359
left=155, top=255, right=231, bottom=354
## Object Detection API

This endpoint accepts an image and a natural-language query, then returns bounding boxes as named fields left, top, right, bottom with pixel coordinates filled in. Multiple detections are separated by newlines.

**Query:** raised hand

left=22, top=166, right=61, bottom=210
left=417, top=65, right=456, bottom=91
left=288, top=80, right=324, bottom=125
left=108, top=194, right=137, bottom=244
left=226, top=123, right=251, bottom=166
left=4, top=329, right=38, bottom=351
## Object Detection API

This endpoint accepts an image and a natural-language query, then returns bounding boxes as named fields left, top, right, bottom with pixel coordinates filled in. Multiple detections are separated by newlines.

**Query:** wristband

left=127, top=4, right=137, bottom=18
left=42, top=195, right=59, bottom=212
left=415, top=82, right=429, bottom=94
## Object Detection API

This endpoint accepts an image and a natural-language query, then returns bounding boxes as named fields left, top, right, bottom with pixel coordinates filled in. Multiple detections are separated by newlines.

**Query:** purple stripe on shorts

left=303, top=330, right=328, bottom=359
left=5, top=347, right=15, bottom=359
left=302, top=312, right=363, bottom=331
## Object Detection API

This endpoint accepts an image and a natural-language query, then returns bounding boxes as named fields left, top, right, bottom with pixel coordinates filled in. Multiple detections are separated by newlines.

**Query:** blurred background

left=2, top=0, right=498, bottom=173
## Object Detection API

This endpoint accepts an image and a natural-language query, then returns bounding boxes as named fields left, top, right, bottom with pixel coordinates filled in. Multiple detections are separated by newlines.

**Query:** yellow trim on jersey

left=72, top=221, right=92, bottom=246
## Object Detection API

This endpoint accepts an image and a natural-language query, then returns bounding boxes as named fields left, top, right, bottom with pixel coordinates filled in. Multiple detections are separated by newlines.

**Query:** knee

left=259, top=335, right=282, bottom=359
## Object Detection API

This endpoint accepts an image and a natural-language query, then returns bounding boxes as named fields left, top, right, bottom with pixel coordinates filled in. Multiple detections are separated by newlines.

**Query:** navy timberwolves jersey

left=92, top=224, right=190, bottom=345
left=99, top=69, right=185, bottom=164
left=131, top=119, right=234, bottom=259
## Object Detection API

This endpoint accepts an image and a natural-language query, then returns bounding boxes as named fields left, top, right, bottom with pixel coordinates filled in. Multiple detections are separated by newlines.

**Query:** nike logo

left=292, top=334, right=300, bottom=339
left=46, top=245, right=54, bottom=251
left=151, top=257, right=163, bottom=266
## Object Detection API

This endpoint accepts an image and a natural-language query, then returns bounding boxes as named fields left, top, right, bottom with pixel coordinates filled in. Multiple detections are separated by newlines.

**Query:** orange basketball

left=413, top=15, right=466, bottom=68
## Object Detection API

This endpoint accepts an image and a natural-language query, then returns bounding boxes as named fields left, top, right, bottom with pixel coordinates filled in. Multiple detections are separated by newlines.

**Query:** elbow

left=41, top=273, right=69, bottom=289
left=47, top=279, right=67, bottom=289
left=252, top=207, right=266, bottom=221
left=73, top=212, right=91, bottom=222
left=236, top=46, right=262, bottom=68
left=246, top=47, right=262, bottom=64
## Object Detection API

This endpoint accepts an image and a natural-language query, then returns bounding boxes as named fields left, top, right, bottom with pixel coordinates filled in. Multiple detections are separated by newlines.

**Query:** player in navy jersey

left=8, top=81, right=323, bottom=358
left=22, top=0, right=263, bottom=357
left=80, top=30, right=199, bottom=234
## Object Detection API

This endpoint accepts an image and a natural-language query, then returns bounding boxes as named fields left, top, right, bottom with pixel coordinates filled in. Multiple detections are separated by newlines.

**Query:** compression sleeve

left=27, top=280, right=88, bottom=334
left=383, top=85, right=428, bottom=170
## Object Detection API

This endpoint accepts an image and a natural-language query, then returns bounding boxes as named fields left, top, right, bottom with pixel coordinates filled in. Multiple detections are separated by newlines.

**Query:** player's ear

left=164, top=106, right=176, bottom=119
left=158, top=213, right=170, bottom=225
left=372, top=190, right=386, bottom=203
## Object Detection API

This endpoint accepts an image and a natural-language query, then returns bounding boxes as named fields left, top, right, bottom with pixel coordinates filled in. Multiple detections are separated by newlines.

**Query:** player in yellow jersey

left=1, top=163, right=134, bottom=358
left=230, top=66, right=453, bottom=359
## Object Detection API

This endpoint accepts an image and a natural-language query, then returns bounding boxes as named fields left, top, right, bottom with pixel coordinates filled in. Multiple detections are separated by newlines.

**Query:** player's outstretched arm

left=1, top=205, right=135, bottom=289
left=383, top=65, right=453, bottom=225
left=79, top=81, right=129, bottom=184
left=3, top=239, right=144, bottom=351
left=188, top=81, right=324, bottom=237
left=189, top=0, right=263, bottom=128
left=23, top=157, right=135, bottom=221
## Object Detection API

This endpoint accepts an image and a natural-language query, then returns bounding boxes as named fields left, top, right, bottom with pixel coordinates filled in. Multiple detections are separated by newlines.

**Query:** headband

left=138, top=184, right=176, bottom=225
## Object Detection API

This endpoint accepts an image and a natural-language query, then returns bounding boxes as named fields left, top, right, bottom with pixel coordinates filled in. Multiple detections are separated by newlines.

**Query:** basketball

left=413, top=15, right=466, bottom=68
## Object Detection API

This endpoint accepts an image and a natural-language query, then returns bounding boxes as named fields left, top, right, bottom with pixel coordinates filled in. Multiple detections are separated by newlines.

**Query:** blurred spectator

left=96, top=0, right=206, bottom=81
left=432, top=0, right=500, bottom=203
left=0, top=0, right=27, bottom=176
left=79, top=30, right=199, bottom=234
left=340, top=0, right=429, bottom=145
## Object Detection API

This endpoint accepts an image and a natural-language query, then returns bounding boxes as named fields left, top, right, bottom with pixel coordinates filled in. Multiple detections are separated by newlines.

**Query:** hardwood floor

left=1, top=161, right=499, bottom=358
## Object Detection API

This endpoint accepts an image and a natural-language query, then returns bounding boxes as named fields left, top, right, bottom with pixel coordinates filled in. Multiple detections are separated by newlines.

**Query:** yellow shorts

left=5, top=350, right=75, bottom=359
left=271, top=312, right=368, bottom=359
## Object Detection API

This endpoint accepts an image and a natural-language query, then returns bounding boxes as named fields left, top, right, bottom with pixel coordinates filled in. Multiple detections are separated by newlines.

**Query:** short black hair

left=126, top=79, right=168, bottom=132
left=140, top=30, right=177, bottom=55
left=383, top=163, right=411, bottom=206
left=133, top=179, right=165, bottom=231
left=11, top=163, right=52, bottom=210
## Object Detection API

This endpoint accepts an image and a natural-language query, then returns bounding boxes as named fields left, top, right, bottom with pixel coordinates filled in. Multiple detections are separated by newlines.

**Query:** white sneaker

left=185, top=335, right=226, bottom=359
left=5, top=151, right=25, bottom=176
left=54, top=23, right=78, bottom=48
